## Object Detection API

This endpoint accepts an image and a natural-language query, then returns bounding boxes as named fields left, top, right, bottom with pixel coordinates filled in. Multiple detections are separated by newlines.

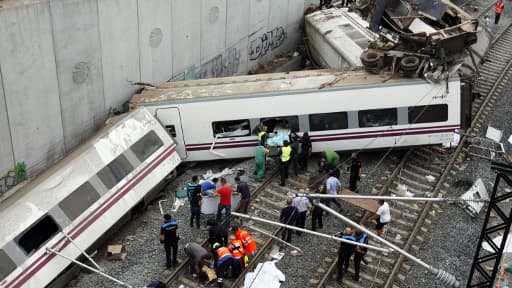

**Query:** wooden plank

left=339, top=190, right=379, bottom=212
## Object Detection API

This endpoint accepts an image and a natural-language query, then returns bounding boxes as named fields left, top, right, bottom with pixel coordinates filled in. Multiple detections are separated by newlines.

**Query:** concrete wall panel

left=98, top=0, right=140, bottom=110
left=0, top=67, right=15, bottom=175
left=200, top=0, right=227, bottom=62
left=138, top=0, right=173, bottom=82
left=50, top=0, right=105, bottom=151
left=226, top=0, right=249, bottom=47
left=0, top=3, right=64, bottom=175
left=171, top=0, right=201, bottom=78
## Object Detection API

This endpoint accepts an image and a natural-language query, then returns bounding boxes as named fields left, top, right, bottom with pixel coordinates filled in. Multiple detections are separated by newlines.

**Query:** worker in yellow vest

left=279, top=140, right=292, bottom=186
left=257, top=125, right=268, bottom=146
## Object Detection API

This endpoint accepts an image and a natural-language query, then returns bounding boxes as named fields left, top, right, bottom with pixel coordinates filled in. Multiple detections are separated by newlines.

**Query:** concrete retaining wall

left=0, top=0, right=316, bottom=177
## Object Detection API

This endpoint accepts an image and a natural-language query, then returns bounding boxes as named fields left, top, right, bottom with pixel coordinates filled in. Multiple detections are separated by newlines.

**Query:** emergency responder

left=159, top=214, right=179, bottom=269
left=495, top=0, right=505, bottom=25
left=233, top=226, right=257, bottom=256
left=348, top=152, right=362, bottom=193
left=207, top=219, right=228, bottom=267
left=335, top=227, right=356, bottom=283
left=255, top=145, right=269, bottom=180
left=213, top=243, right=234, bottom=286
left=353, top=229, right=368, bottom=282
left=323, top=149, right=340, bottom=164
left=184, top=242, right=209, bottom=278
left=227, top=235, right=245, bottom=278
left=279, top=140, right=292, bottom=186
left=257, top=125, right=268, bottom=146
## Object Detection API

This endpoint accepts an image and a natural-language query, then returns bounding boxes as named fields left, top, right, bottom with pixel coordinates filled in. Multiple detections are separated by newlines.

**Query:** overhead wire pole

left=316, top=203, right=462, bottom=287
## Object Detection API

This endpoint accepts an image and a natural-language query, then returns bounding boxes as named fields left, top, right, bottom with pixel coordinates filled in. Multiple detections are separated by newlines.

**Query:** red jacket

left=496, top=2, right=504, bottom=14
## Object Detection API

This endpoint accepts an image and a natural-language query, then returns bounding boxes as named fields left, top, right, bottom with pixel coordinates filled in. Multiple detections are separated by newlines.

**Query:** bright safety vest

left=228, top=239, right=245, bottom=259
left=258, top=131, right=266, bottom=141
left=236, top=229, right=257, bottom=255
left=496, top=3, right=504, bottom=14
left=216, top=247, right=232, bottom=261
left=281, top=146, right=291, bottom=162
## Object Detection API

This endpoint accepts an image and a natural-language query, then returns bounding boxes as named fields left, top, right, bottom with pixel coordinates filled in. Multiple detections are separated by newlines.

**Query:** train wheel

left=400, top=56, right=420, bottom=71
left=360, top=51, right=380, bottom=67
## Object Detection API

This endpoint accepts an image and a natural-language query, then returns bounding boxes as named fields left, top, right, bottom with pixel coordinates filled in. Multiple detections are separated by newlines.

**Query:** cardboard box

left=201, top=265, right=217, bottom=282
left=106, top=244, right=126, bottom=260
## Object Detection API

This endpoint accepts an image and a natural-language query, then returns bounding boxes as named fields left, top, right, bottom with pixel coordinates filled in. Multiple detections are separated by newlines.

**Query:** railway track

left=312, top=25, right=512, bottom=288
left=163, top=169, right=313, bottom=287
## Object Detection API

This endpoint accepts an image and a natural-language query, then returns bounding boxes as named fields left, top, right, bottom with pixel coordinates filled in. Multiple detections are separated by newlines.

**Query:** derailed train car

left=0, top=108, right=181, bottom=288
left=130, top=69, right=472, bottom=162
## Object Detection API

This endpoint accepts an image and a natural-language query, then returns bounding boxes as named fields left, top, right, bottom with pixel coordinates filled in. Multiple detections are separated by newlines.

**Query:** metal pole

left=46, top=248, right=133, bottom=288
left=61, top=231, right=103, bottom=272
left=248, top=225, right=303, bottom=252
left=158, top=199, right=168, bottom=215
left=317, top=203, right=461, bottom=287
left=297, top=193, right=489, bottom=203
left=231, top=212, right=390, bottom=252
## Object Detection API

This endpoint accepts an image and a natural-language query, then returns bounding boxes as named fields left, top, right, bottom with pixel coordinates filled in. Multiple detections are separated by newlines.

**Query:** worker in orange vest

left=227, top=236, right=245, bottom=278
left=213, top=243, right=233, bottom=287
left=232, top=226, right=257, bottom=256
left=495, top=0, right=505, bottom=25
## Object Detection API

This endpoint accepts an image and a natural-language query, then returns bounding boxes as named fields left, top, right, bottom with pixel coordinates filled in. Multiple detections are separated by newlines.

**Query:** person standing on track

left=311, top=185, right=325, bottom=231
left=335, top=227, right=356, bottom=283
left=353, top=229, right=368, bottom=282
left=299, top=132, right=312, bottom=172
left=159, top=214, right=179, bottom=269
left=368, top=200, right=391, bottom=237
left=290, top=135, right=301, bottom=176
left=235, top=176, right=250, bottom=214
left=280, top=198, right=298, bottom=243
left=325, top=170, right=343, bottom=210
left=190, top=185, right=202, bottom=229
left=213, top=178, right=233, bottom=228
left=187, top=176, right=200, bottom=201
left=348, top=152, right=362, bottom=193
left=292, top=193, right=312, bottom=235
left=255, top=145, right=269, bottom=180
left=495, top=0, right=505, bottom=25
left=207, top=219, right=228, bottom=268
left=278, top=140, right=292, bottom=186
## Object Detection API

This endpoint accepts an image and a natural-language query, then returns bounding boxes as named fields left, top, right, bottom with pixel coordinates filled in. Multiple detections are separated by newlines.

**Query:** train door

left=155, top=108, right=187, bottom=159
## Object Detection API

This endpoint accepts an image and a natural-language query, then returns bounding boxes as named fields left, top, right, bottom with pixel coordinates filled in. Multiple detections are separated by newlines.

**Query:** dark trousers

left=495, top=13, right=502, bottom=25
left=281, top=226, right=293, bottom=243
left=299, top=152, right=308, bottom=171
left=239, top=198, right=249, bottom=214
left=279, top=160, right=289, bottom=184
left=216, top=204, right=231, bottom=228
left=296, top=211, right=307, bottom=234
left=311, top=209, right=323, bottom=230
left=354, top=252, right=365, bottom=281
left=190, top=206, right=201, bottom=228
left=165, top=241, right=178, bottom=268
left=325, top=198, right=342, bottom=209
left=291, top=157, right=300, bottom=176
left=217, top=258, right=233, bottom=278
left=349, top=179, right=358, bottom=193
left=337, top=252, right=351, bottom=281
left=232, top=258, right=242, bottom=278
left=319, top=0, right=332, bottom=7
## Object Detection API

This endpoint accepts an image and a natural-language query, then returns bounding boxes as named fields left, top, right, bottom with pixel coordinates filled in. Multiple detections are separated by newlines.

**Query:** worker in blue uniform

left=353, top=229, right=368, bottom=281
left=335, top=227, right=356, bottom=282
left=160, top=213, right=179, bottom=268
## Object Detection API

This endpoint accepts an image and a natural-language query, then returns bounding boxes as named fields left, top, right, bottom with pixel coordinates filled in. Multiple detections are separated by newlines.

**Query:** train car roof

left=0, top=108, right=151, bottom=243
left=131, top=69, right=455, bottom=107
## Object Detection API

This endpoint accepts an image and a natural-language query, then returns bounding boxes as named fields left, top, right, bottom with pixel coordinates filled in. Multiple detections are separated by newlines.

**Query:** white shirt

left=292, top=196, right=311, bottom=213
left=325, top=176, right=341, bottom=195
left=376, top=202, right=391, bottom=223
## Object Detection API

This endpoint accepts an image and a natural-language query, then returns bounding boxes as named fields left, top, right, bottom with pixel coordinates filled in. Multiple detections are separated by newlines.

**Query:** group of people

left=175, top=221, right=258, bottom=286
left=186, top=175, right=251, bottom=229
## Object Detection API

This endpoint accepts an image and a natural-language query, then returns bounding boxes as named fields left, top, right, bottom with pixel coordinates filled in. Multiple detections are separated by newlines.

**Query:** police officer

left=335, top=227, right=356, bottom=283
left=279, top=140, right=292, bottom=186
left=353, top=229, right=368, bottom=282
left=160, top=214, right=179, bottom=268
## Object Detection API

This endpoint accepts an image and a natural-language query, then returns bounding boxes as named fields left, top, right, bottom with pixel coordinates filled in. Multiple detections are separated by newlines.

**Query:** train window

left=58, top=182, right=100, bottom=221
left=131, top=131, right=164, bottom=162
left=259, top=116, right=299, bottom=133
left=309, top=112, right=348, bottom=131
left=16, top=215, right=60, bottom=255
left=212, top=120, right=250, bottom=138
left=358, top=108, right=397, bottom=127
left=165, top=125, right=177, bottom=138
left=408, top=104, right=448, bottom=124
left=0, top=249, right=17, bottom=281
left=97, top=154, right=134, bottom=189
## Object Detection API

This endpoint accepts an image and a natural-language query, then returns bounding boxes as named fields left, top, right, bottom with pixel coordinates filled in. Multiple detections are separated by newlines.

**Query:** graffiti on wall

left=170, top=47, right=240, bottom=81
left=249, top=27, right=287, bottom=60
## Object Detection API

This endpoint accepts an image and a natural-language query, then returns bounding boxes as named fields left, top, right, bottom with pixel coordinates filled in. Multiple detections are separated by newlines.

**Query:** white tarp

left=201, top=194, right=241, bottom=214
left=482, top=235, right=512, bottom=253
left=244, top=261, right=285, bottom=288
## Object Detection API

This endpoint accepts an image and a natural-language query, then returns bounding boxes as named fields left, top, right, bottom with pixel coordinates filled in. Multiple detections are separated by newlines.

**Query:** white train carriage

left=0, top=108, right=181, bottom=288
left=131, top=69, right=471, bottom=162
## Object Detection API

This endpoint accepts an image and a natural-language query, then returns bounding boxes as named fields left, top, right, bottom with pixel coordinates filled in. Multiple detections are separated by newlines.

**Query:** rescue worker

left=279, top=140, right=292, bottom=186
left=280, top=198, right=298, bottom=243
left=213, top=243, right=234, bottom=286
left=235, top=176, right=250, bottom=214
left=348, top=152, right=362, bottom=193
left=318, top=159, right=340, bottom=178
left=255, top=145, right=269, bottom=180
left=257, top=125, right=268, bottom=146
left=495, top=0, right=505, bottom=25
left=184, top=242, right=209, bottom=278
left=207, top=219, right=228, bottom=267
left=159, top=214, right=179, bottom=269
left=335, top=227, right=356, bottom=283
left=299, top=132, right=312, bottom=172
left=227, top=235, right=245, bottom=278
left=233, top=226, right=257, bottom=256
left=353, top=229, right=368, bottom=282
left=187, top=176, right=200, bottom=201
left=190, top=185, right=202, bottom=228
